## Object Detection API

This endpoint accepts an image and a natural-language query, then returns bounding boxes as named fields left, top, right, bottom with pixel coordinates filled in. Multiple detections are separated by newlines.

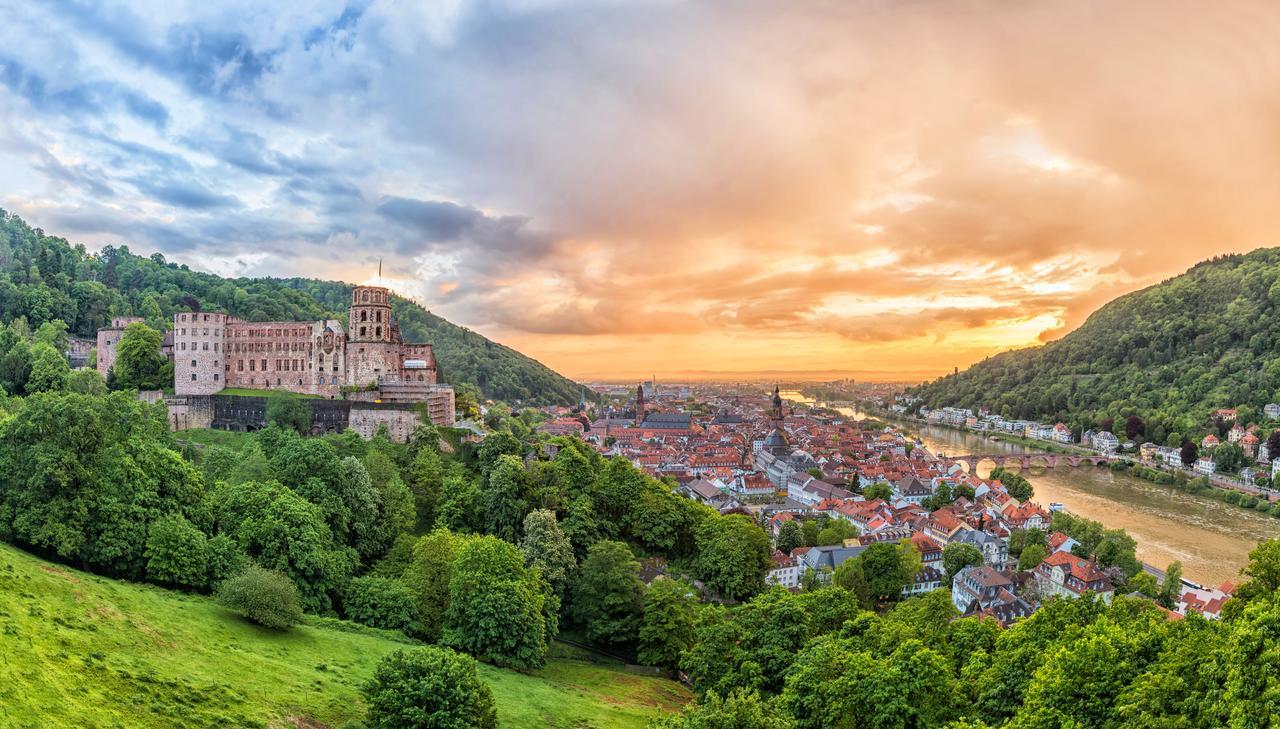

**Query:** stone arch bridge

left=939, top=453, right=1119, bottom=472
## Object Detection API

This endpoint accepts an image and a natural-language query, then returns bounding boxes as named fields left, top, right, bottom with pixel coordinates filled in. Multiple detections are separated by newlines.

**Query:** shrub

left=1224, top=491, right=1243, bottom=505
left=215, top=565, right=304, bottom=629
left=344, top=576, right=417, bottom=633
left=362, top=647, right=497, bottom=729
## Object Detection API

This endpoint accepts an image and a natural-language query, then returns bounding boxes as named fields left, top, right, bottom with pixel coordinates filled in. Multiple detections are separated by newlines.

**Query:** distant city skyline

left=2, top=1, right=1277, bottom=381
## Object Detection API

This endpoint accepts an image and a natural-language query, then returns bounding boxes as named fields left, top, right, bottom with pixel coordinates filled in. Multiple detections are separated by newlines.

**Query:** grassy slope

left=0, top=543, right=688, bottom=729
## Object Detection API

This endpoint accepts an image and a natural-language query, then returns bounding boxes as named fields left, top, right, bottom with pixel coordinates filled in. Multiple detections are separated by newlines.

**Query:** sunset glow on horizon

left=2, top=1, right=1278, bottom=382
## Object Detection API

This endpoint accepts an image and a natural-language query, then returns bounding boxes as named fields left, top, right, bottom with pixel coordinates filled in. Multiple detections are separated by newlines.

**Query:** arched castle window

left=360, top=326, right=366, bottom=337
left=376, top=326, right=381, bottom=337
left=362, top=291, right=369, bottom=303
left=361, top=311, right=367, bottom=321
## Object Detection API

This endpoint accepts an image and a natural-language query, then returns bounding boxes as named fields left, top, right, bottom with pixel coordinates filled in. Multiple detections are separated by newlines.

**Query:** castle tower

left=348, top=285, right=395, bottom=344
left=174, top=311, right=229, bottom=395
left=346, top=285, right=401, bottom=386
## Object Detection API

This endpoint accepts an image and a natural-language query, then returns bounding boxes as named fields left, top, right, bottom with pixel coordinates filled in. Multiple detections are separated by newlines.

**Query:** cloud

left=1, top=0, right=1278, bottom=380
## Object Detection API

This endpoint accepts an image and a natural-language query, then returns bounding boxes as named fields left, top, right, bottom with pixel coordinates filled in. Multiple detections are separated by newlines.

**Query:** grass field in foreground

left=0, top=542, right=689, bottom=728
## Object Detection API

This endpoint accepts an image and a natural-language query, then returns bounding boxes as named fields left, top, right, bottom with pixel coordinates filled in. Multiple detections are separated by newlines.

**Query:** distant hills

left=910, top=249, right=1280, bottom=444
left=0, top=209, right=586, bottom=405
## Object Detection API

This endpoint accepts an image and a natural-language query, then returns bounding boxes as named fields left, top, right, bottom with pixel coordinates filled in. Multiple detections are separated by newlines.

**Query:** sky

left=2, top=1, right=1279, bottom=382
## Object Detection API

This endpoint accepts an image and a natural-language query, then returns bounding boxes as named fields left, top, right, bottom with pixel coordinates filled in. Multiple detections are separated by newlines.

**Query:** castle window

left=213, top=374, right=219, bottom=382
left=238, top=360, right=244, bottom=371
left=359, top=327, right=366, bottom=337
left=191, top=373, right=197, bottom=381
left=376, top=326, right=381, bottom=337
left=250, top=360, right=255, bottom=371
left=203, top=315, right=208, bottom=322
left=180, top=328, right=186, bottom=335
left=261, top=359, right=267, bottom=371
left=181, top=342, right=186, bottom=351
left=362, top=291, right=369, bottom=303
left=361, top=311, right=367, bottom=322
left=202, top=342, right=209, bottom=351
left=376, top=311, right=382, bottom=322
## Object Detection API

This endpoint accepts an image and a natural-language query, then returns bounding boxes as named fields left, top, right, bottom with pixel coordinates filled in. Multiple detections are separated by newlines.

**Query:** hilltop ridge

left=910, top=249, right=1280, bottom=442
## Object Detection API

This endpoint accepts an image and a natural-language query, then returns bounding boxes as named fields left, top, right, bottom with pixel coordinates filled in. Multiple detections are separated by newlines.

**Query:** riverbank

left=814, top=399, right=1280, bottom=584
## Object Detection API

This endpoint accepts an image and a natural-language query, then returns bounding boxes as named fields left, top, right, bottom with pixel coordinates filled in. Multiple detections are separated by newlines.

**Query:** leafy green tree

left=144, top=513, right=209, bottom=590
left=1157, top=562, right=1183, bottom=609
left=815, top=519, right=858, bottom=547
left=571, top=539, right=644, bottom=645
left=1213, top=442, right=1244, bottom=473
left=215, top=565, right=304, bottom=629
left=694, top=515, right=771, bottom=601
left=562, top=492, right=603, bottom=560
left=775, top=520, right=803, bottom=553
left=943, top=542, right=984, bottom=586
left=32, top=319, right=68, bottom=350
left=858, top=541, right=922, bottom=603
left=26, top=341, right=69, bottom=392
left=443, top=535, right=548, bottom=669
left=990, top=467, right=1034, bottom=502
left=0, top=328, right=31, bottom=395
left=521, top=509, right=576, bottom=600
left=112, top=322, right=169, bottom=390
left=833, top=559, right=873, bottom=608
left=1017, top=543, right=1049, bottom=571
left=402, top=529, right=465, bottom=641
left=265, top=391, right=311, bottom=433
left=0, top=391, right=204, bottom=580
left=362, top=647, right=497, bottom=729
left=65, top=368, right=107, bottom=395
left=863, top=482, right=893, bottom=502
left=407, top=446, right=445, bottom=528
left=638, top=578, right=699, bottom=668
left=800, top=519, right=821, bottom=547
left=1127, top=571, right=1159, bottom=599
left=1221, top=539, right=1280, bottom=619
left=482, top=454, right=528, bottom=542
left=1007, top=528, right=1046, bottom=558
left=651, top=689, right=794, bottom=729
left=213, top=479, right=356, bottom=613
left=344, top=576, right=417, bottom=633
left=435, top=471, right=481, bottom=533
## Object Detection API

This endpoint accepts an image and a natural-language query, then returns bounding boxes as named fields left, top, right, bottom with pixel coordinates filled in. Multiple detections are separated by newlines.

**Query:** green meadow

left=0, top=542, right=688, bottom=729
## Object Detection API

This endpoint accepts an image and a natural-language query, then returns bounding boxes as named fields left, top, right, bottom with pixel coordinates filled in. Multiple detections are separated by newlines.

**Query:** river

left=784, top=393, right=1280, bottom=584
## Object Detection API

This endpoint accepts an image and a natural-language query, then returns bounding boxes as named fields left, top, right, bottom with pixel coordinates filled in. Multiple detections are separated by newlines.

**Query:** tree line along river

left=786, top=394, right=1280, bottom=585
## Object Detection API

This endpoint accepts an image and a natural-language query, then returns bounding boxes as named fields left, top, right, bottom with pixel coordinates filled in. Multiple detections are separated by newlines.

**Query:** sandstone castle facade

left=97, top=285, right=455, bottom=433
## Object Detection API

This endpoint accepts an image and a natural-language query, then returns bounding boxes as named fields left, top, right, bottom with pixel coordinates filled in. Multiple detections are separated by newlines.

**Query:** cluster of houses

left=540, top=384, right=1238, bottom=625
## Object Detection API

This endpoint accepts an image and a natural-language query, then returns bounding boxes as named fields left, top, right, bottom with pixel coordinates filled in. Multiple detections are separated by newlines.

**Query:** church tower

left=635, top=382, right=646, bottom=426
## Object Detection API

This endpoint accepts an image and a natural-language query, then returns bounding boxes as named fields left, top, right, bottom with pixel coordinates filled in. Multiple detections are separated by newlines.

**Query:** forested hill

left=910, top=249, right=1280, bottom=443
left=0, top=209, right=586, bottom=405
